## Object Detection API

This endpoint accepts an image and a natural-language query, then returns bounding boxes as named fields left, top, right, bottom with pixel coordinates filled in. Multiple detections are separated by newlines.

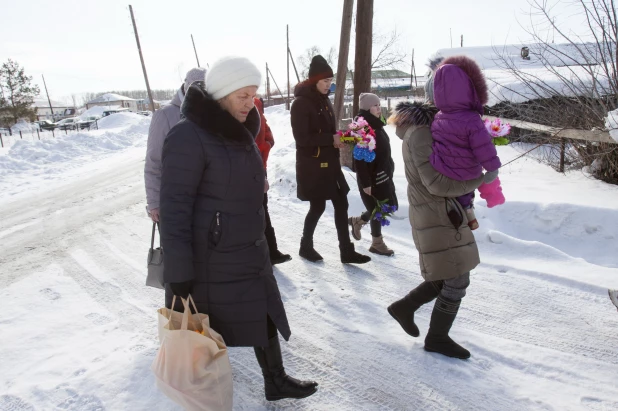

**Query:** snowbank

left=0, top=113, right=150, bottom=196
left=606, top=109, right=618, bottom=143
left=79, top=105, right=122, bottom=119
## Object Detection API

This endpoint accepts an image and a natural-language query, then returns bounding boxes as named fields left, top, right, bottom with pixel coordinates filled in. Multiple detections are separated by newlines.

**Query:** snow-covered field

left=1, top=107, right=617, bottom=411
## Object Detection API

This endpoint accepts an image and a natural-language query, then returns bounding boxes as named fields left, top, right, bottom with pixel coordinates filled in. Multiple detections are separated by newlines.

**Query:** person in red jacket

left=255, top=97, right=292, bottom=265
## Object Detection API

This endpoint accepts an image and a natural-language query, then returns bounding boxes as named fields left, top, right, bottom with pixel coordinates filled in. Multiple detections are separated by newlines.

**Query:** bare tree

left=371, top=29, right=408, bottom=70
left=297, top=46, right=337, bottom=80
left=489, top=0, right=618, bottom=183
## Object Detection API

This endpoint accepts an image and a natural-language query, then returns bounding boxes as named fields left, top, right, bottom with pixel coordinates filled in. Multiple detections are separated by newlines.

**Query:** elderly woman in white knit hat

left=145, top=67, right=207, bottom=222
left=348, top=92, right=398, bottom=256
left=159, top=56, right=318, bottom=401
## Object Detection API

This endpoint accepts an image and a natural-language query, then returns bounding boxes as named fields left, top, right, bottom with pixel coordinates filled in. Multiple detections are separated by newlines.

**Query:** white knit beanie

left=205, top=56, right=262, bottom=100
left=184, top=67, right=207, bottom=92
left=359, top=93, right=381, bottom=111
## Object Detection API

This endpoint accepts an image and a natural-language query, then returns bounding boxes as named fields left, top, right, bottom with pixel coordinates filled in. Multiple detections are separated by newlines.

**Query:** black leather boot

left=424, top=295, right=471, bottom=359
left=265, top=227, right=292, bottom=265
left=387, top=281, right=442, bottom=337
left=339, top=242, right=371, bottom=264
left=253, top=336, right=318, bottom=401
left=299, top=237, right=323, bottom=262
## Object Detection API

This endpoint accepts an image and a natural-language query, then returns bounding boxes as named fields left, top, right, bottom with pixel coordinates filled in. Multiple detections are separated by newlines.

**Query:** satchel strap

left=150, top=222, right=161, bottom=250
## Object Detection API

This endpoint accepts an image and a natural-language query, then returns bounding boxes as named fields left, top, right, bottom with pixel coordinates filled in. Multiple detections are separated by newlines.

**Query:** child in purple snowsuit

left=429, top=55, right=501, bottom=229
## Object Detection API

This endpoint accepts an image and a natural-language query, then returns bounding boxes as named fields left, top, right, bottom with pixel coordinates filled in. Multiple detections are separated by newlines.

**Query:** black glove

left=169, top=280, right=194, bottom=299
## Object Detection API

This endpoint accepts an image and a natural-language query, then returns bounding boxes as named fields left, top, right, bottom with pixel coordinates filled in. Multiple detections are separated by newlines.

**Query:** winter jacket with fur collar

left=392, top=101, right=483, bottom=281
left=159, top=83, right=290, bottom=347
left=431, top=56, right=501, bottom=181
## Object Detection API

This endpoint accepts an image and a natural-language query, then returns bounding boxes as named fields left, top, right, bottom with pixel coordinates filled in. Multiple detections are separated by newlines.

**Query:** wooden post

left=286, top=25, right=290, bottom=110
left=37, top=129, right=40, bottom=140
left=129, top=5, right=156, bottom=114
left=19, top=130, right=22, bottom=139
left=387, top=98, right=391, bottom=113
left=267, top=66, right=287, bottom=106
left=559, top=138, right=566, bottom=172
left=41, top=75, right=55, bottom=120
left=0, top=134, right=3, bottom=148
left=334, top=0, right=354, bottom=123
left=353, top=0, right=373, bottom=116
left=288, top=48, right=300, bottom=83
left=265, top=63, right=271, bottom=105
left=191, top=34, right=201, bottom=67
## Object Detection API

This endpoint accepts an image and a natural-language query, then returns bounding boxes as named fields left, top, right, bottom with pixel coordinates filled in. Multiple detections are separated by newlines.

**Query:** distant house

left=86, top=93, right=138, bottom=112
left=429, top=43, right=605, bottom=107
left=135, top=97, right=161, bottom=112
left=333, top=69, right=425, bottom=97
left=32, top=99, right=76, bottom=121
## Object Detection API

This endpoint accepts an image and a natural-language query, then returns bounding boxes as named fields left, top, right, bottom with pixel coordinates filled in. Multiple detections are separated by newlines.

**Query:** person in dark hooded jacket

left=348, top=92, right=398, bottom=256
left=160, top=56, right=317, bottom=401
left=290, top=55, right=370, bottom=264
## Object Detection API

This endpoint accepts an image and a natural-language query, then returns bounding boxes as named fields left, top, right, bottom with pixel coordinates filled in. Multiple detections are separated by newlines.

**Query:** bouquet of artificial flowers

left=371, top=197, right=398, bottom=227
left=484, top=118, right=511, bottom=146
left=338, top=116, right=377, bottom=162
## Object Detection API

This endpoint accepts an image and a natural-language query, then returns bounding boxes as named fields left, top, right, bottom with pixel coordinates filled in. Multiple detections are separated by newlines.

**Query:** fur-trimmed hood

left=181, top=81, right=260, bottom=143
left=388, top=101, right=438, bottom=139
left=434, top=55, right=488, bottom=114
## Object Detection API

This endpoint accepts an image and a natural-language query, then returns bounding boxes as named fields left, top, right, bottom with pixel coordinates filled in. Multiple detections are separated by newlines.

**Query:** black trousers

left=302, top=191, right=351, bottom=245
left=359, top=189, right=382, bottom=237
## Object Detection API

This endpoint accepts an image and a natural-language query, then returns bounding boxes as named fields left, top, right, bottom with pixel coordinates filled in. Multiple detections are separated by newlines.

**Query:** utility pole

left=450, top=28, right=453, bottom=48
left=41, top=74, right=55, bottom=120
left=461, top=35, right=463, bottom=48
left=286, top=25, right=290, bottom=110
left=266, top=62, right=271, bottom=105
left=288, top=49, right=300, bottom=83
left=191, top=34, right=201, bottom=67
left=334, top=0, right=354, bottom=122
left=410, top=49, right=418, bottom=89
left=267, top=66, right=287, bottom=106
left=129, top=5, right=155, bottom=113
left=353, top=0, right=373, bottom=116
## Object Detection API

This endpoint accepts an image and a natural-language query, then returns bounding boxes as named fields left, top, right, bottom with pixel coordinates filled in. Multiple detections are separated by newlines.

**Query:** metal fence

left=0, top=121, right=100, bottom=148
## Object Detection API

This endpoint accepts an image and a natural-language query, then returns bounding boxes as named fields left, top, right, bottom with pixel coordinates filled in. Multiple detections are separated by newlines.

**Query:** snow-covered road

left=1, top=108, right=617, bottom=410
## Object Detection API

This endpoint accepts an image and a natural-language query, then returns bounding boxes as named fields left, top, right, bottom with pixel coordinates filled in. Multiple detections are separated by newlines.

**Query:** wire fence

left=0, top=121, right=100, bottom=149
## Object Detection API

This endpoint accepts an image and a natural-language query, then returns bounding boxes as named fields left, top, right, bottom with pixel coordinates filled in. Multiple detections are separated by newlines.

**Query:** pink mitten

left=478, top=177, right=505, bottom=208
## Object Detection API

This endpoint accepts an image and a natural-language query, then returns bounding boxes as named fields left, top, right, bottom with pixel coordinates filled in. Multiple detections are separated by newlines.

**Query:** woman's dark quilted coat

left=159, top=83, right=290, bottom=347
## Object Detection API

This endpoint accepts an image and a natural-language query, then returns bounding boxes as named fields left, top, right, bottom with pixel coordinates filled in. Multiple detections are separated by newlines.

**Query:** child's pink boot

left=478, top=177, right=505, bottom=208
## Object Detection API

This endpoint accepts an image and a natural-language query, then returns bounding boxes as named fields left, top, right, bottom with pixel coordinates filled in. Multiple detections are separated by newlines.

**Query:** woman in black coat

left=160, top=56, right=317, bottom=401
left=290, top=55, right=370, bottom=264
left=348, top=93, right=398, bottom=256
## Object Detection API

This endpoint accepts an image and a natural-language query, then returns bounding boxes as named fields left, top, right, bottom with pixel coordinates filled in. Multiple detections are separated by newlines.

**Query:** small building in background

left=32, top=99, right=76, bottom=121
left=85, top=93, right=138, bottom=112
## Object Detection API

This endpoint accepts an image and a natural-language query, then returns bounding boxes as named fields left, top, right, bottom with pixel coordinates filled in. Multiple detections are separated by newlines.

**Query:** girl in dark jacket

left=348, top=93, right=398, bottom=256
left=160, top=56, right=317, bottom=401
left=290, top=55, right=370, bottom=264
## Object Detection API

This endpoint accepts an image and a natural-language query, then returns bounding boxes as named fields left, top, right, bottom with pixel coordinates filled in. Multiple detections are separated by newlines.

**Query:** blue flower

left=381, top=204, right=389, bottom=213
left=375, top=212, right=382, bottom=219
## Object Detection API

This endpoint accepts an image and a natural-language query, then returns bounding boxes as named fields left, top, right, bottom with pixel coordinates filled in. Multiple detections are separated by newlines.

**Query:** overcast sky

left=1, top=0, right=583, bottom=103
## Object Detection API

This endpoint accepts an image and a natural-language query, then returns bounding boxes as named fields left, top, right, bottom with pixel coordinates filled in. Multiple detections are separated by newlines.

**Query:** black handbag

left=146, top=222, right=165, bottom=289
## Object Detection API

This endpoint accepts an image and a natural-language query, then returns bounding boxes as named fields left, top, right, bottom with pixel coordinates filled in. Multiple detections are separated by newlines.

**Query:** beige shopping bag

left=152, top=295, right=233, bottom=411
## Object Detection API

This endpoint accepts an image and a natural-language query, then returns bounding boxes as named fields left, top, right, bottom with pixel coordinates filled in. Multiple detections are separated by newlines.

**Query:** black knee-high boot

left=253, top=336, right=318, bottom=401
left=387, top=281, right=442, bottom=337
left=424, top=295, right=470, bottom=359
